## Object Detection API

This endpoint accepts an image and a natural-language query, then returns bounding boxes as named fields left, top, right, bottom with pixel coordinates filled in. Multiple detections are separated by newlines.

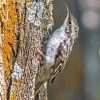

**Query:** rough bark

left=0, top=0, right=53, bottom=100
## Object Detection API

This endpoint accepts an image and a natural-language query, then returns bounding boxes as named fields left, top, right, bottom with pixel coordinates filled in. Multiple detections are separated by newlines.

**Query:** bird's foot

left=36, top=48, right=46, bottom=59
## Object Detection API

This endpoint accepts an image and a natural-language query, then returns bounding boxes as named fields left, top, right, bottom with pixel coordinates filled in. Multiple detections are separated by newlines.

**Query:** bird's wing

left=49, top=41, right=67, bottom=83
left=49, top=56, right=64, bottom=84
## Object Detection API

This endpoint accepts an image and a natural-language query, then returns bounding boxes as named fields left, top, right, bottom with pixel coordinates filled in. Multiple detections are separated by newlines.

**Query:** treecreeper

left=35, top=5, right=79, bottom=97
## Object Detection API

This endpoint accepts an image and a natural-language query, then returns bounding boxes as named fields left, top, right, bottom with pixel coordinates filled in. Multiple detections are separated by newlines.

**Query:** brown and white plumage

left=35, top=5, right=79, bottom=96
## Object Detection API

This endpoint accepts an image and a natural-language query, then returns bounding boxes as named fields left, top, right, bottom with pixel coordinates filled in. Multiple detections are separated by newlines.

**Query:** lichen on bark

left=6, top=0, right=54, bottom=100
left=0, top=0, right=54, bottom=99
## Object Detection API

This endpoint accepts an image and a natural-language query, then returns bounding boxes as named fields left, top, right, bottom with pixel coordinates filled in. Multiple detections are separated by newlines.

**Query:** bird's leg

left=36, top=48, right=46, bottom=60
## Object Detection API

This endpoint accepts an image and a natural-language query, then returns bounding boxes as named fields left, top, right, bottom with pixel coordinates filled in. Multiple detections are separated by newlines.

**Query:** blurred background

left=48, top=0, right=100, bottom=100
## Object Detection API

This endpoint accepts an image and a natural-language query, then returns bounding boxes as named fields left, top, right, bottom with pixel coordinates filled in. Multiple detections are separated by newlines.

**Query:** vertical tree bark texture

left=0, top=0, right=54, bottom=100
left=0, top=0, right=17, bottom=99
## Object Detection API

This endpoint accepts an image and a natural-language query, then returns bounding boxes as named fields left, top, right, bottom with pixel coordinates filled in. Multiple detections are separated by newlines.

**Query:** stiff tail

left=35, top=80, right=46, bottom=97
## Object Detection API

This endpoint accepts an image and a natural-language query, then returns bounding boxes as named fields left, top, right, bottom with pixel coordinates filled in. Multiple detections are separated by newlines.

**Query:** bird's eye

left=68, top=20, right=71, bottom=24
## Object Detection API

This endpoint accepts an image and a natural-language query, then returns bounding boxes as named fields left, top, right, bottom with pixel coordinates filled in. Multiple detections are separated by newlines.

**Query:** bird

left=35, top=4, right=79, bottom=97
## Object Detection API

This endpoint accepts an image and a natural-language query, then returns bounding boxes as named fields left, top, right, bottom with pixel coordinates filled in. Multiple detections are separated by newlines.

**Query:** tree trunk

left=0, top=0, right=53, bottom=100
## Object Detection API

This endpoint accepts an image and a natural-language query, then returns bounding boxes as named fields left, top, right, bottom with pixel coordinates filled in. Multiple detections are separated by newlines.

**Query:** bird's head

left=63, top=5, right=79, bottom=38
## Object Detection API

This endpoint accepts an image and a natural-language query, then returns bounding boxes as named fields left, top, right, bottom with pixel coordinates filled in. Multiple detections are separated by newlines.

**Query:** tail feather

left=35, top=80, right=46, bottom=97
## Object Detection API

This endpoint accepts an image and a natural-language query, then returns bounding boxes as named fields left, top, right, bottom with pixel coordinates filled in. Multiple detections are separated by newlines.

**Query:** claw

left=36, top=48, right=46, bottom=59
